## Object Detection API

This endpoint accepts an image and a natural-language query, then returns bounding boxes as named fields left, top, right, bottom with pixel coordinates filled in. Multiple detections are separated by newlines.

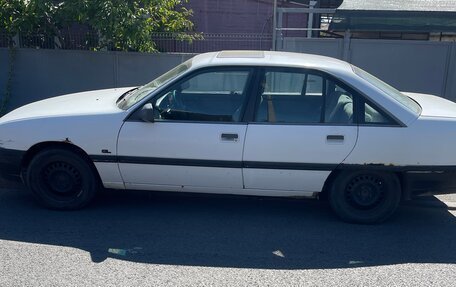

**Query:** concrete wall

left=1, top=39, right=456, bottom=113
left=0, top=49, right=193, bottom=111
left=283, top=38, right=456, bottom=101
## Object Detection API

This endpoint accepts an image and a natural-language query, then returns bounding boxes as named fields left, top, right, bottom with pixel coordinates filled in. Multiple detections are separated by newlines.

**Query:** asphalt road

left=1, top=184, right=456, bottom=286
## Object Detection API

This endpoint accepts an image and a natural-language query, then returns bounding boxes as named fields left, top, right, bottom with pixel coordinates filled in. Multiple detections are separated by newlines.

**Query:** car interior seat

left=328, top=93, right=353, bottom=123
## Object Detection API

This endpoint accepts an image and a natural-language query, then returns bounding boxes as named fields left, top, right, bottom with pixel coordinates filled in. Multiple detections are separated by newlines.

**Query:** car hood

left=403, top=92, right=456, bottom=118
left=0, top=87, right=135, bottom=124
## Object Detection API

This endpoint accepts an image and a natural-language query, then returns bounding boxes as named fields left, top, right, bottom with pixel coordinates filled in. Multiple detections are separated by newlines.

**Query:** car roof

left=190, top=50, right=354, bottom=75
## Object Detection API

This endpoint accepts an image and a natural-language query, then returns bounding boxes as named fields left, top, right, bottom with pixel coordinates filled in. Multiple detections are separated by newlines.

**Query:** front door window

left=154, top=69, right=252, bottom=122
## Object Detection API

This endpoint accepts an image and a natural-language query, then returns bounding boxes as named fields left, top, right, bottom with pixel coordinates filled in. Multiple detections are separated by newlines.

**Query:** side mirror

left=139, top=103, right=155, bottom=123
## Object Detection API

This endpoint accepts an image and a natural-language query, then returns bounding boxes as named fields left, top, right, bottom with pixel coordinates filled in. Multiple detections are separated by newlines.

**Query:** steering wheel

left=170, top=89, right=186, bottom=110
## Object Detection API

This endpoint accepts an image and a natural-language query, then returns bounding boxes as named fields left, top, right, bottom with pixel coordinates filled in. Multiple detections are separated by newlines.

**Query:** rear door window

left=254, top=68, right=354, bottom=124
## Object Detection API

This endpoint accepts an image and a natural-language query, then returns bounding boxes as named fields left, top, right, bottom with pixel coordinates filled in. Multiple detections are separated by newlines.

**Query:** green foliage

left=0, top=0, right=197, bottom=52
left=0, top=0, right=23, bottom=38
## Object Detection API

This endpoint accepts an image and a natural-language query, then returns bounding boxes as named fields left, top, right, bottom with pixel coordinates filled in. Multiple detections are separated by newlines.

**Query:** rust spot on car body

left=363, top=163, right=396, bottom=167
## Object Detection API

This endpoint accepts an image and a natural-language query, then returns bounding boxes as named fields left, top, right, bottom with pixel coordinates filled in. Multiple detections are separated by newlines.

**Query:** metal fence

left=153, top=33, right=272, bottom=53
left=0, top=31, right=272, bottom=53
left=2, top=38, right=456, bottom=113
left=0, top=31, right=99, bottom=50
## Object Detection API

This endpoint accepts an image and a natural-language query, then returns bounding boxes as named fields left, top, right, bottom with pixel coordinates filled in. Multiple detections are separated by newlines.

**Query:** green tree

left=0, top=0, right=197, bottom=52
left=0, top=0, right=25, bottom=40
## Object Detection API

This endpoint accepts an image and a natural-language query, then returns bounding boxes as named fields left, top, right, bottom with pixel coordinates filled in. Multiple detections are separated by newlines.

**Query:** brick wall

left=186, top=0, right=308, bottom=34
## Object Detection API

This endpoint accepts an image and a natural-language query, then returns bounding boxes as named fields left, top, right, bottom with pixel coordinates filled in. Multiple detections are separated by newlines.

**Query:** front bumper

left=0, top=147, right=25, bottom=184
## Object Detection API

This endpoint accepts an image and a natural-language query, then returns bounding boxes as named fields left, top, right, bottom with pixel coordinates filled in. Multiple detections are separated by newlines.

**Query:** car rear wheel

left=26, top=148, right=98, bottom=210
left=328, top=171, right=401, bottom=224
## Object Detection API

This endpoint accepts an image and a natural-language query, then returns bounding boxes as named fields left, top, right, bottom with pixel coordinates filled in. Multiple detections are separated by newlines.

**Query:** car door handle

left=221, top=133, right=239, bottom=141
left=327, top=135, right=344, bottom=141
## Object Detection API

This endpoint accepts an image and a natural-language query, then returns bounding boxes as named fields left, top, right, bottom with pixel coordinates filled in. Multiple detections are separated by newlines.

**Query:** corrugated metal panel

left=337, top=0, right=456, bottom=12
left=330, top=0, right=456, bottom=32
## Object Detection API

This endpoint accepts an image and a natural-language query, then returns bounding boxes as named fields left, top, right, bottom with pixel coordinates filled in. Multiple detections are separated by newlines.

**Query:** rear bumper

left=405, top=171, right=456, bottom=198
left=0, top=147, right=25, bottom=184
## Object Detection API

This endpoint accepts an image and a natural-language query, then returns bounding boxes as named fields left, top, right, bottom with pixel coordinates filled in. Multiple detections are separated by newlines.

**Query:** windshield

left=118, top=59, right=192, bottom=110
left=352, top=65, right=421, bottom=115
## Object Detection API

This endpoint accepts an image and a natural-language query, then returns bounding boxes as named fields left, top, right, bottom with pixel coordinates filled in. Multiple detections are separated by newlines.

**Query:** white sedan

left=1, top=50, right=455, bottom=223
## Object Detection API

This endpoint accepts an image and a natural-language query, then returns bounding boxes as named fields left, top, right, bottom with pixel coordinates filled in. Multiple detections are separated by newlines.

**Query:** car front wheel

left=329, top=171, right=401, bottom=224
left=26, top=148, right=98, bottom=210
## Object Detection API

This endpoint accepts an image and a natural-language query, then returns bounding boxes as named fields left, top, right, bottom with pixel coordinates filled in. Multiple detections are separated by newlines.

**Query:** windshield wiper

left=116, top=87, right=139, bottom=104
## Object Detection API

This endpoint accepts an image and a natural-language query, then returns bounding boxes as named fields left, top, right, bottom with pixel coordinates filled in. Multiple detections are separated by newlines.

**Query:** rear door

left=242, top=67, right=358, bottom=193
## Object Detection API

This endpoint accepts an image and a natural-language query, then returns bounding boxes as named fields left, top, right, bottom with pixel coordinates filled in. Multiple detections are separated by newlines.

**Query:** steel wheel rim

left=41, top=161, right=83, bottom=198
left=345, top=174, right=386, bottom=210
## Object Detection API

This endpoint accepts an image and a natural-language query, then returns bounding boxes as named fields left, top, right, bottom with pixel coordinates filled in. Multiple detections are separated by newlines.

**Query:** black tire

left=26, top=148, right=98, bottom=210
left=328, top=171, right=401, bottom=224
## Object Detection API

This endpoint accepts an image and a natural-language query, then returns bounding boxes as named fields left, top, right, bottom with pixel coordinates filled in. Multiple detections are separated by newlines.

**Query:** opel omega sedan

left=1, top=50, right=456, bottom=223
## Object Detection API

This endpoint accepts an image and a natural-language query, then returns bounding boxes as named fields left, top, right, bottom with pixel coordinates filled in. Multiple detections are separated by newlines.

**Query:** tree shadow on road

left=0, top=186, right=455, bottom=270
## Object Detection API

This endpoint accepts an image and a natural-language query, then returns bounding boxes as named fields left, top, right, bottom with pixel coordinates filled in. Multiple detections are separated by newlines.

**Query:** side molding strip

left=90, top=154, right=456, bottom=172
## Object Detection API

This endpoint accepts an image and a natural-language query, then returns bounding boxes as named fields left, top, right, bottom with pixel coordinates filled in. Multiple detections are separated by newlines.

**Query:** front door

left=117, top=67, right=254, bottom=192
left=242, top=67, right=358, bottom=193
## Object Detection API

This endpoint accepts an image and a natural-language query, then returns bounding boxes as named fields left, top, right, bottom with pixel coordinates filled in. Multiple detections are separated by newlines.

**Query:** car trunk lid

left=403, top=92, right=456, bottom=118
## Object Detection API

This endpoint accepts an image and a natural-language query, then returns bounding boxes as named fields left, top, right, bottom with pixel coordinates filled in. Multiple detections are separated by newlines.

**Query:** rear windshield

left=352, top=65, right=421, bottom=115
